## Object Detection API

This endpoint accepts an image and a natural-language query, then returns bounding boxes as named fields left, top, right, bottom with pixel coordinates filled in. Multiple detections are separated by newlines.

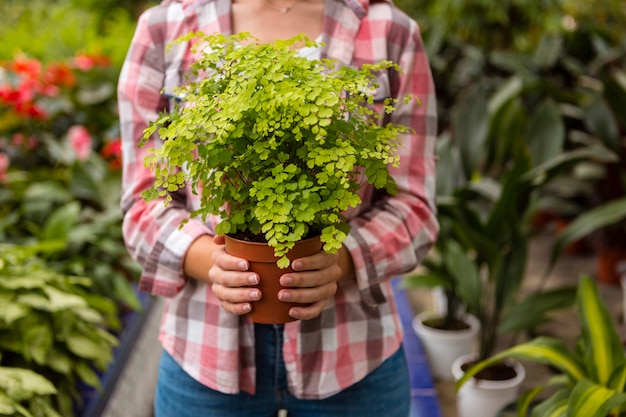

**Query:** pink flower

left=0, top=152, right=9, bottom=183
left=68, top=125, right=92, bottom=161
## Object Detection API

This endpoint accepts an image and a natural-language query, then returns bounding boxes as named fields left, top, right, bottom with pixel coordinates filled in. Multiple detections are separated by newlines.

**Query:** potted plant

left=141, top=32, right=411, bottom=324
left=456, top=274, right=626, bottom=417
left=403, top=135, right=483, bottom=381
left=404, top=57, right=618, bottom=415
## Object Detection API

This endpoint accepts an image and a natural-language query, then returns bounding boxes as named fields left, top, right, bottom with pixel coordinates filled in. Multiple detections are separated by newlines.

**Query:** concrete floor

left=406, top=231, right=625, bottom=417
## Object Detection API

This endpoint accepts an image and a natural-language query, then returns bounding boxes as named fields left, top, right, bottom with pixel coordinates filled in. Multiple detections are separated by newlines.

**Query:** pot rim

left=451, top=352, right=526, bottom=390
left=412, top=311, right=481, bottom=340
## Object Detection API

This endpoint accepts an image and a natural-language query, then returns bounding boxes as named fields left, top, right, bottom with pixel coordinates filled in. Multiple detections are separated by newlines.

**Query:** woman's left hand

left=279, top=250, right=342, bottom=320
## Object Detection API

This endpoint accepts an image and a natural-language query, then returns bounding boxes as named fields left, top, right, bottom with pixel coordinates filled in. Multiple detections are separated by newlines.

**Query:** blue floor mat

left=392, top=278, right=442, bottom=417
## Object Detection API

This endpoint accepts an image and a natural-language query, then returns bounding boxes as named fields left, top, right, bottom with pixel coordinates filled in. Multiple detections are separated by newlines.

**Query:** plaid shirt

left=118, top=0, right=438, bottom=399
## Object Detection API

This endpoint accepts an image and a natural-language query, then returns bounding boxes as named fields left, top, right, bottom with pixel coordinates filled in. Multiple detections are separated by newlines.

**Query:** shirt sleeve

left=117, top=5, right=211, bottom=297
left=344, top=13, right=439, bottom=306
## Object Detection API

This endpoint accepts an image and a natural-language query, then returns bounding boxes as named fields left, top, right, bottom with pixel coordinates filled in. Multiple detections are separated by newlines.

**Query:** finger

left=212, top=247, right=250, bottom=272
left=212, top=284, right=261, bottom=305
left=278, top=282, right=337, bottom=304
left=220, top=300, right=254, bottom=316
left=209, top=267, right=259, bottom=288
left=280, top=265, right=341, bottom=288
left=213, top=235, right=225, bottom=245
left=291, top=251, right=337, bottom=272
left=288, top=299, right=330, bottom=320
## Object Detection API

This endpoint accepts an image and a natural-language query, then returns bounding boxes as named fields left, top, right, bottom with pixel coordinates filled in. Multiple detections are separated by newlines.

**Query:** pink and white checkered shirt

left=118, top=0, right=438, bottom=400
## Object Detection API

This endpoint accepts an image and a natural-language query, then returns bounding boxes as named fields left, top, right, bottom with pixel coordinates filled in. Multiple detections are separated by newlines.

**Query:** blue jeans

left=155, top=323, right=411, bottom=417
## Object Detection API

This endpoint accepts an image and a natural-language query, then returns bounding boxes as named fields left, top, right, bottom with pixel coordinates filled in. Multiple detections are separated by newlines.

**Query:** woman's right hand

left=208, top=235, right=261, bottom=316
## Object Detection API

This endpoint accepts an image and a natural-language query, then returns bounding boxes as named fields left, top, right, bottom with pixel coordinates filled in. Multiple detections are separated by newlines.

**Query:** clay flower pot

left=224, top=235, right=322, bottom=324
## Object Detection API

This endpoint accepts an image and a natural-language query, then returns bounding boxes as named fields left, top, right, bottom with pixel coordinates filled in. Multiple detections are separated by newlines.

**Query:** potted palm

left=141, top=32, right=411, bottom=324
left=456, top=274, right=626, bottom=417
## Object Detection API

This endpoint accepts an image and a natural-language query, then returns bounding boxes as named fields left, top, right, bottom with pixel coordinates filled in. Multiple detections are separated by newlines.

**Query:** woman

left=118, top=0, right=438, bottom=415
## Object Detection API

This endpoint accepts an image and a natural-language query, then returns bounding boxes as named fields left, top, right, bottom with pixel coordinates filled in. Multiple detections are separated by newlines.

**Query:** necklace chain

left=264, top=0, right=300, bottom=13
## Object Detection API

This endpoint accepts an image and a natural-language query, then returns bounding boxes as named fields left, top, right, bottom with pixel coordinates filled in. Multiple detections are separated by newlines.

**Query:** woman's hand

left=208, top=235, right=262, bottom=316
left=207, top=235, right=349, bottom=320
left=279, top=250, right=342, bottom=320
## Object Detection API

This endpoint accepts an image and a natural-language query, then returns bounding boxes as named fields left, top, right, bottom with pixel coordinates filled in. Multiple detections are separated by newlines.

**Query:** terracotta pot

left=595, top=245, right=626, bottom=286
left=224, top=235, right=322, bottom=324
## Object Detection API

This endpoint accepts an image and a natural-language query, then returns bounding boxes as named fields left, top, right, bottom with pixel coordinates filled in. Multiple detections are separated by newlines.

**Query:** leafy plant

left=0, top=366, right=61, bottom=417
left=0, top=53, right=141, bottom=310
left=456, top=275, right=626, bottom=417
left=142, top=32, right=410, bottom=267
left=0, top=244, right=120, bottom=416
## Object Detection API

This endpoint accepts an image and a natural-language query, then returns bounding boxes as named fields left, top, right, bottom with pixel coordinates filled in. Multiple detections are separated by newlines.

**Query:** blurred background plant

left=0, top=1, right=155, bottom=414
left=0, top=244, right=120, bottom=416
left=398, top=0, right=626, bottom=363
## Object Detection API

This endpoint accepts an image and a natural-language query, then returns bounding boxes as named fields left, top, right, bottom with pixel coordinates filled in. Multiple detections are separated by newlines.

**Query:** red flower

left=44, top=63, right=76, bottom=88
left=11, top=57, right=42, bottom=81
left=101, top=138, right=122, bottom=170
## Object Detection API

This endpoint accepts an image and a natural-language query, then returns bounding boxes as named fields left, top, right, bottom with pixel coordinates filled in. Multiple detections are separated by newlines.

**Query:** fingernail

left=279, top=291, right=291, bottom=301
left=238, top=261, right=248, bottom=270
left=248, top=275, right=258, bottom=285
left=281, top=276, right=293, bottom=286
left=250, top=290, right=260, bottom=300
left=292, top=261, right=303, bottom=270
left=242, top=303, right=252, bottom=313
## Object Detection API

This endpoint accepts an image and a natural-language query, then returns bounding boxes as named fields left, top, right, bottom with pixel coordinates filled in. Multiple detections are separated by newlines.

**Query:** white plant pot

left=412, top=311, right=480, bottom=381
left=452, top=353, right=526, bottom=417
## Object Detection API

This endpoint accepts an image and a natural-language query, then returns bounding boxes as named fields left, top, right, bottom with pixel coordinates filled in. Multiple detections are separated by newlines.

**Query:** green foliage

left=0, top=367, right=61, bottom=417
left=0, top=54, right=141, bottom=310
left=456, top=275, right=626, bottom=417
left=0, top=0, right=137, bottom=67
left=402, top=0, right=626, bottom=364
left=0, top=244, right=120, bottom=416
left=143, top=33, right=409, bottom=267
left=402, top=63, right=621, bottom=359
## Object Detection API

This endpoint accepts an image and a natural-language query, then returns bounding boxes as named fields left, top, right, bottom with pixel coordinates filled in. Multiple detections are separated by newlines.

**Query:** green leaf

left=452, top=82, right=489, bottom=176
left=583, top=94, right=621, bottom=154
left=0, top=367, right=56, bottom=399
left=0, top=302, right=29, bottom=325
left=577, top=275, right=625, bottom=386
left=43, top=287, right=87, bottom=311
left=569, top=379, right=626, bottom=417
left=498, top=286, right=577, bottom=333
left=0, top=391, right=17, bottom=416
left=550, top=197, right=626, bottom=270
left=40, top=202, right=81, bottom=242
left=442, top=240, right=482, bottom=314
left=65, top=334, right=105, bottom=360
left=516, top=386, right=545, bottom=417
left=23, top=324, right=53, bottom=365
left=402, top=272, right=452, bottom=290
left=525, top=100, right=564, bottom=166
left=75, top=362, right=101, bottom=389
left=530, top=389, right=569, bottom=417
